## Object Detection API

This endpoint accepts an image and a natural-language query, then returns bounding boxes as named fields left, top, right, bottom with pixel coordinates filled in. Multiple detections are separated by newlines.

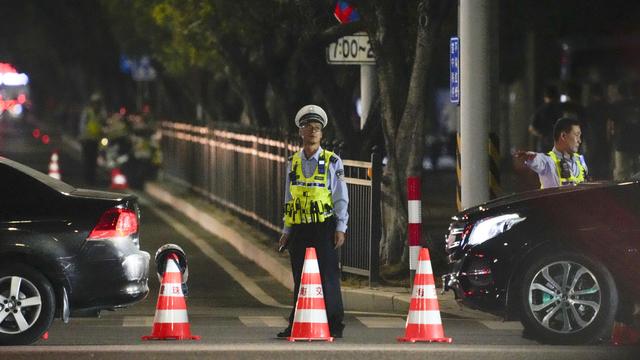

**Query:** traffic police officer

left=277, top=105, right=349, bottom=339
left=515, top=117, right=588, bottom=188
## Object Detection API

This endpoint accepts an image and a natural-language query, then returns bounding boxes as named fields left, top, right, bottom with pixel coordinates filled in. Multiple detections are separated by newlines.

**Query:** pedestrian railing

left=160, top=121, right=381, bottom=284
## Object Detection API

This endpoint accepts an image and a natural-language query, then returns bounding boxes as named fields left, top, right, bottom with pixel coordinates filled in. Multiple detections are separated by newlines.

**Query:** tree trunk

left=361, top=0, right=453, bottom=266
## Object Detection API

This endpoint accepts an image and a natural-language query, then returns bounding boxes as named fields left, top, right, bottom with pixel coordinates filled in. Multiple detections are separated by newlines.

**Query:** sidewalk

left=144, top=178, right=499, bottom=320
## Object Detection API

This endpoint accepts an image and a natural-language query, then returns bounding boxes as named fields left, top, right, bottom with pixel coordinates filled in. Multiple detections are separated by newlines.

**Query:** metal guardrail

left=160, top=121, right=381, bottom=284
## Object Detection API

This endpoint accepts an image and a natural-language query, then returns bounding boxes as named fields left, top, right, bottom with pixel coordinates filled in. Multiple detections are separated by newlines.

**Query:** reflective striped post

left=407, top=177, right=422, bottom=282
left=489, top=132, right=501, bottom=199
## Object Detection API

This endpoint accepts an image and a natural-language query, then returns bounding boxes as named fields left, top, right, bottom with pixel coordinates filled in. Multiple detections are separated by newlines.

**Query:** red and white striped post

left=407, top=177, right=422, bottom=276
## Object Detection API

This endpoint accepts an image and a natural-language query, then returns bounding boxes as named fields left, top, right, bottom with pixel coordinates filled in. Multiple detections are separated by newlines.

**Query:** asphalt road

left=0, top=116, right=637, bottom=359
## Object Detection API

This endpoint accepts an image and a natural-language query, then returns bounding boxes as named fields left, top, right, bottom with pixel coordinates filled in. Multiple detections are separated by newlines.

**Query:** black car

left=443, top=182, right=640, bottom=344
left=0, top=157, right=149, bottom=345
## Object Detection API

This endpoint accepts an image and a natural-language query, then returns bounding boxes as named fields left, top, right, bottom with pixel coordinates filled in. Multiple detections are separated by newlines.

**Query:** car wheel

left=519, top=251, right=618, bottom=344
left=0, top=264, right=56, bottom=345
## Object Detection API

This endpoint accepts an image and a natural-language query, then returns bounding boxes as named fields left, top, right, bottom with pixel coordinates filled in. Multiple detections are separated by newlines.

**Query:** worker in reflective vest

left=277, top=105, right=349, bottom=339
left=514, top=117, right=588, bottom=188
left=78, top=92, right=106, bottom=185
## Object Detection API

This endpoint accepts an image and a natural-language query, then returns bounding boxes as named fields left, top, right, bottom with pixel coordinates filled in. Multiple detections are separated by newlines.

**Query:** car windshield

left=1, top=157, right=76, bottom=194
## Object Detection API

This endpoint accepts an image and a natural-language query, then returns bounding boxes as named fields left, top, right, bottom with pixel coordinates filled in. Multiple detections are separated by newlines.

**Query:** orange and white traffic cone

left=288, top=247, right=333, bottom=342
left=110, top=168, right=128, bottom=190
left=142, top=253, right=200, bottom=340
left=48, top=151, right=61, bottom=180
left=611, top=322, right=640, bottom=346
left=398, top=247, right=452, bottom=343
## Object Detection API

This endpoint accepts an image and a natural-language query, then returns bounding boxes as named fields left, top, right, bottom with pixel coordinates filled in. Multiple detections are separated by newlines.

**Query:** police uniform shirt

left=282, top=146, right=349, bottom=234
left=524, top=147, right=588, bottom=188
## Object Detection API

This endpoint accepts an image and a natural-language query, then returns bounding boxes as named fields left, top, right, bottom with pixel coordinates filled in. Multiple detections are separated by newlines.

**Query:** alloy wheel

left=527, top=261, right=601, bottom=334
left=0, top=276, right=43, bottom=334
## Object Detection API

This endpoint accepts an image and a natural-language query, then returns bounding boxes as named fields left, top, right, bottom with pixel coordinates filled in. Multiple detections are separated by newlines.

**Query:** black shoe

left=330, top=325, right=344, bottom=338
left=276, top=326, right=291, bottom=338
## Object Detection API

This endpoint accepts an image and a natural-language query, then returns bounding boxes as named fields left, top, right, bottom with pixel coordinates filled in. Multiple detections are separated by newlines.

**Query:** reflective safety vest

left=545, top=151, right=586, bottom=188
left=82, top=108, right=103, bottom=140
left=284, top=150, right=335, bottom=226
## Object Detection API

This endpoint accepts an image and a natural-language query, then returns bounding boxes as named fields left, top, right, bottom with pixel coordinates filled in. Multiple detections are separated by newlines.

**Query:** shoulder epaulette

left=329, top=154, right=339, bottom=163
left=288, top=154, right=294, bottom=161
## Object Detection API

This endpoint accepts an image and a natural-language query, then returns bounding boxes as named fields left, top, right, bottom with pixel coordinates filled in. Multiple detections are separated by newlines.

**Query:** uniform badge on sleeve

left=336, top=169, right=345, bottom=182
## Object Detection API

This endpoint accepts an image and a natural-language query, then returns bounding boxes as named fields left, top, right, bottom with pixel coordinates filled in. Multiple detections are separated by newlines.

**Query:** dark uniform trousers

left=287, top=217, right=344, bottom=331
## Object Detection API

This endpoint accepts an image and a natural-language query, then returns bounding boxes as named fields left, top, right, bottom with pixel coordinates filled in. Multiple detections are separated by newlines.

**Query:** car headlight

left=467, top=214, right=526, bottom=246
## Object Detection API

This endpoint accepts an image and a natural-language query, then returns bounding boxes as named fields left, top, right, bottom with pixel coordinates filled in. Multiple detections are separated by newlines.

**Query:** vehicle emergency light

left=88, top=207, right=138, bottom=240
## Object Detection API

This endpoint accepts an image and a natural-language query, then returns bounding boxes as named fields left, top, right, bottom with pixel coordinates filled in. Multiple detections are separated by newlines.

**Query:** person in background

left=583, top=83, right=611, bottom=180
left=529, top=85, right=563, bottom=152
left=559, top=82, right=585, bottom=122
left=78, top=92, right=106, bottom=185
left=608, top=81, right=640, bottom=181
left=515, top=117, right=587, bottom=188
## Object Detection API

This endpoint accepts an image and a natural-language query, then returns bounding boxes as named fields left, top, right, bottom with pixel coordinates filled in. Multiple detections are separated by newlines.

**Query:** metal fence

left=160, top=121, right=381, bottom=283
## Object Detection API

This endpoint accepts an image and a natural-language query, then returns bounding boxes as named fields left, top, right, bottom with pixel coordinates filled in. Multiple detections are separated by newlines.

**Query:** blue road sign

left=119, top=55, right=132, bottom=74
left=450, top=37, right=460, bottom=105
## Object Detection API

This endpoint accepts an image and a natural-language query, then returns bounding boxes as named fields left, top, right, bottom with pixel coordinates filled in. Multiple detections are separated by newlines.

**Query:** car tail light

left=88, top=208, right=138, bottom=240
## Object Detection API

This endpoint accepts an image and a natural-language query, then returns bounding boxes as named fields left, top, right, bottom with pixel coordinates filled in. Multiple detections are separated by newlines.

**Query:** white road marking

left=239, top=316, right=288, bottom=328
left=6, top=344, right=624, bottom=355
left=138, top=196, right=288, bottom=309
left=122, top=316, right=154, bottom=327
left=356, top=316, right=405, bottom=328
left=479, top=320, right=524, bottom=330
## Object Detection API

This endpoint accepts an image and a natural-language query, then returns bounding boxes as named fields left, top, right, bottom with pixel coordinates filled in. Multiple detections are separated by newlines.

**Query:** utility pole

left=459, top=0, right=496, bottom=209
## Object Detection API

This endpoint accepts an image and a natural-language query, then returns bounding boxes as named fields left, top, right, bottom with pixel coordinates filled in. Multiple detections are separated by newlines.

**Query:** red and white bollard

left=407, top=177, right=422, bottom=274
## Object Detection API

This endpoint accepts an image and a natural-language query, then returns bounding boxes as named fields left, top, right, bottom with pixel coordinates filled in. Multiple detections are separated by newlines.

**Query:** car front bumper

left=442, top=252, right=505, bottom=314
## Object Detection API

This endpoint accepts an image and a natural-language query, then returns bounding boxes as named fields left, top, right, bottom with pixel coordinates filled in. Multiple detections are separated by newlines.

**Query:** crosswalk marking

left=117, top=315, right=523, bottom=330
left=122, top=316, right=154, bottom=327
left=239, top=316, right=289, bottom=328
left=479, top=320, right=524, bottom=330
left=356, top=316, right=405, bottom=328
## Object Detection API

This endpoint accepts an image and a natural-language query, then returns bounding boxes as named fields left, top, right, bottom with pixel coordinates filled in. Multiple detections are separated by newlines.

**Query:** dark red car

left=443, top=182, right=640, bottom=344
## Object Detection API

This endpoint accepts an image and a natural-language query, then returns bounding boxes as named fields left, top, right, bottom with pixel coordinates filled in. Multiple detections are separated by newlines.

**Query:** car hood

left=458, top=181, right=614, bottom=220
left=68, top=188, right=136, bottom=202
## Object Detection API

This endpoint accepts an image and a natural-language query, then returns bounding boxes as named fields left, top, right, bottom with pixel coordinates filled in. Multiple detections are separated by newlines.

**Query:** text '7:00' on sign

left=326, top=33, right=375, bottom=64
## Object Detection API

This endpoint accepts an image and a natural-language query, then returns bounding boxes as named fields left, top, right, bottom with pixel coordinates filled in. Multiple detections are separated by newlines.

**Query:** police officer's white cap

left=295, top=105, right=328, bottom=129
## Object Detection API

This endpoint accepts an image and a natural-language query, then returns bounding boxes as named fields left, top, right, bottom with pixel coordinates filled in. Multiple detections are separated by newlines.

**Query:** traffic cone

left=398, top=247, right=452, bottom=343
left=48, top=151, right=61, bottom=180
left=142, top=253, right=200, bottom=340
left=110, top=168, right=128, bottom=190
left=288, top=247, right=333, bottom=342
left=612, top=322, right=640, bottom=346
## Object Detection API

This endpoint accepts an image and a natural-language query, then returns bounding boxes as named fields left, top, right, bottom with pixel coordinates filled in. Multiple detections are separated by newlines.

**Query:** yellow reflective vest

left=81, top=107, right=103, bottom=140
left=545, top=151, right=586, bottom=188
left=284, top=150, right=335, bottom=226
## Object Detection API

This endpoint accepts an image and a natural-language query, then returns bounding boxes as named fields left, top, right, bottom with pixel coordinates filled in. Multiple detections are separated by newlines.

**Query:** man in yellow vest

left=277, top=105, right=349, bottom=339
left=78, top=93, right=106, bottom=184
left=515, top=117, right=588, bottom=188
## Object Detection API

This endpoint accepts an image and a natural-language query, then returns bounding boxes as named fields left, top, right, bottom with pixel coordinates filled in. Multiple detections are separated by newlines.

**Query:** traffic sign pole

left=326, top=32, right=376, bottom=129
left=360, top=64, right=376, bottom=129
